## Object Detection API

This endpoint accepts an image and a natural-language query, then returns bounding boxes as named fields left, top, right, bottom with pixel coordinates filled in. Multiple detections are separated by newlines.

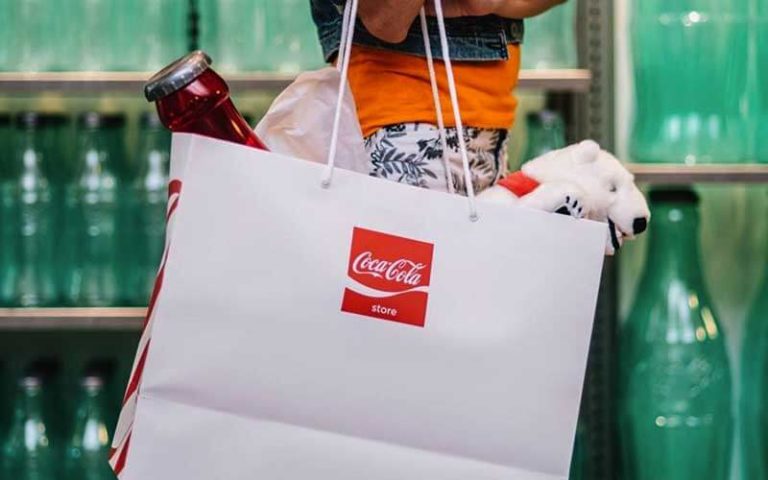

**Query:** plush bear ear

left=574, top=140, right=600, bottom=163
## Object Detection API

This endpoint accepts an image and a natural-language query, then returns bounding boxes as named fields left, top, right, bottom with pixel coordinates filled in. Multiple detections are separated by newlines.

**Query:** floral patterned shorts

left=364, top=123, right=509, bottom=195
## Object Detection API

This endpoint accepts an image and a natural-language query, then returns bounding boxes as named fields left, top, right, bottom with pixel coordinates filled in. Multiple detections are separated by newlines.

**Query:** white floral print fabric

left=364, top=123, right=509, bottom=195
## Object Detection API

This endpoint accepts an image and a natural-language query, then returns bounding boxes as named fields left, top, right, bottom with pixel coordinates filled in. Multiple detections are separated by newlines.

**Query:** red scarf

left=495, top=171, right=540, bottom=197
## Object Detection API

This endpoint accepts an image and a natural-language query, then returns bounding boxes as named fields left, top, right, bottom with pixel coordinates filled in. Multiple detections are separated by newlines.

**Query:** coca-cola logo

left=342, top=227, right=434, bottom=327
left=351, top=252, right=425, bottom=287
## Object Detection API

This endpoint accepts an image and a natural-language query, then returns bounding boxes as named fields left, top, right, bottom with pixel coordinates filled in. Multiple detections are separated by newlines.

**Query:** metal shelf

left=0, top=308, right=145, bottom=331
left=629, top=164, right=768, bottom=184
left=0, top=69, right=592, bottom=94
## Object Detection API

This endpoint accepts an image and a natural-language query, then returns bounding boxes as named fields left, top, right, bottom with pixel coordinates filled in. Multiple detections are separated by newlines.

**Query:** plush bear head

left=522, top=140, right=651, bottom=254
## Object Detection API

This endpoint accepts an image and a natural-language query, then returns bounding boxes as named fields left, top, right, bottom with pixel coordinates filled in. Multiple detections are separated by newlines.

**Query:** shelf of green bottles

left=0, top=69, right=593, bottom=93
left=0, top=308, right=145, bottom=331
left=629, top=163, right=768, bottom=184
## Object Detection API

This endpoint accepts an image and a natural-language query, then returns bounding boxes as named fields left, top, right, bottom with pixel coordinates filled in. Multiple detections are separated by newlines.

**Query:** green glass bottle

left=127, top=112, right=170, bottom=306
left=619, top=189, right=733, bottom=480
left=62, top=113, right=123, bottom=307
left=756, top=0, right=768, bottom=164
left=523, top=110, right=567, bottom=164
left=0, top=113, right=59, bottom=307
left=521, top=1, right=577, bottom=69
left=629, top=0, right=750, bottom=163
left=740, top=239, right=768, bottom=480
left=64, top=376, right=114, bottom=480
left=0, top=113, right=14, bottom=306
left=1, top=376, right=57, bottom=480
left=568, top=421, right=587, bottom=480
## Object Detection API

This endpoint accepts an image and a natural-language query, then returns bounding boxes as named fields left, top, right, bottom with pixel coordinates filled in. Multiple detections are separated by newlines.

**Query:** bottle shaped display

left=62, top=113, right=124, bottom=307
left=266, top=0, right=324, bottom=73
left=619, top=189, right=733, bottom=480
left=629, top=0, right=750, bottom=164
left=109, top=0, right=187, bottom=71
left=521, top=1, right=577, bottom=69
left=145, top=51, right=268, bottom=149
left=568, top=421, right=587, bottom=480
left=523, top=110, right=567, bottom=163
left=755, top=0, right=768, bottom=163
left=0, top=113, right=59, bottom=307
left=1, top=377, right=57, bottom=480
left=5, top=0, right=54, bottom=71
left=64, top=376, right=114, bottom=480
left=127, top=112, right=170, bottom=305
left=200, top=0, right=270, bottom=72
left=0, top=113, right=14, bottom=306
left=741, top=240, right=768, bottom=480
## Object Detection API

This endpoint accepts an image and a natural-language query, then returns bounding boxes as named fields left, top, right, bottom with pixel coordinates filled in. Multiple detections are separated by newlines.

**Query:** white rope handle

left=324, top=0, right=479, bottom=222
left=321, top=0, right=359, bottom=187
left=419, top=9, right=455, bottom=195
left=337, top=0, right=354, bottom=73
left=431, top=0, right=478, bottom=221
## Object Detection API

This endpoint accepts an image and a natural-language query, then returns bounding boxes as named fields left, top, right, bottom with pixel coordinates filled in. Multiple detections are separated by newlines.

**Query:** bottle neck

left=77, top=129, right=111, bottom=175
left=641, top=202, right=704, bottom=289
left=137, top=129, right=170, bottom=178
left=16, top=385, right=45, bottom=420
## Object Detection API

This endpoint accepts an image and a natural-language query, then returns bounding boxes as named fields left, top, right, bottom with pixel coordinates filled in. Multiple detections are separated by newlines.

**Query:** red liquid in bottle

left=144, top=51, right=268, bottom=150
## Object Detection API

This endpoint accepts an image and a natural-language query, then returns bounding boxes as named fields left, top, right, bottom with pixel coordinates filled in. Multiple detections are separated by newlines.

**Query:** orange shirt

left=347, top=44, right=521, bottom=138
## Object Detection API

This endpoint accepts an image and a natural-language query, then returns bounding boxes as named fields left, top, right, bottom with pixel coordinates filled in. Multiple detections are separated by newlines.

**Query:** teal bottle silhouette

left=523, top=110, right=567, bottom=164
left=127, top=112, right=170, bottom=305
left=63, top=113, right=122, bottom=306
left=64, top=376, right=114, bottom=480
left=1, top=377, right=57, bottom=480
left=0, top=113, right=58, bottom=307
left=0, top=113, right=14, bottom=306
left=629, top=0, right=750, bottom=163
left=756, top=0, right=768, bottom=163
left=521, top=1, right=577, bottom=69
left=200, top=0, right=270, bottom=72
left=619, top=189, right=733, bottom=479
left=741, top=237, right=768, bottom=480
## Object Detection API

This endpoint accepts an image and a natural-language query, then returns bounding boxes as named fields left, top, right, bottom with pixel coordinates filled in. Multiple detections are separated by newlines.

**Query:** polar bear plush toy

left=479, top=140, right=650, bottom=255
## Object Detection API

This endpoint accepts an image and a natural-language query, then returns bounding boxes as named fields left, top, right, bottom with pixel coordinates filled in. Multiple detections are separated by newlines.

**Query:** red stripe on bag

left=110, top=179, right=183, bottom=477
left=121, top=340, right=151, bottom=404
left=113, top=432, right=132, bottom=476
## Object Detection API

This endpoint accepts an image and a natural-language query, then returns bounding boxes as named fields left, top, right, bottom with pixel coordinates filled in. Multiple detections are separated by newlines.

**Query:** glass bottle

left=64, top=376, right=114, bottom=480
left=740, top=240, right=768, bottom=480
left=568, top=421, right=587, bottom=480
left=62, top=112, right=123, bottom=307
left=522, top=110, right=567, bottom=164
left=0, top=113, right=14, bottom=306
left=145, top=50, right=268, bottom=149
left=1, top=377, right=57, bottom=480
left=266, top=0, right=324, bottom=73
left=127, top=112, right=170, bottom=306
left=755, top=0, right=768, bottom=164
left=521, top=1, right=577, bottom=69
left=200, top=0, right=270, bottom=72
left=9, top=0, right=54, bottom=71
left=0, top=0, right=11, bottom=70
left=629, top=0, right=750, bottom=164
left=0, top=113, right=59, bottom=307
left=619, top=189, right=733, bottom=479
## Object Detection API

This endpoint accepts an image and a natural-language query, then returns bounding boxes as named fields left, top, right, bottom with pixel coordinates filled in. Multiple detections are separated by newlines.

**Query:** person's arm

left=358, top=0, right=426, bottom=43
left=431, top=0, right=567, bottom=18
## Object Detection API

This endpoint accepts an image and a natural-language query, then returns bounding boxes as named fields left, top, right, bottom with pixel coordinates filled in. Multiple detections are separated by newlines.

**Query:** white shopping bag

left=112, top=2, right=606, bottom=479
left=119, top=133, right=605, bottom=480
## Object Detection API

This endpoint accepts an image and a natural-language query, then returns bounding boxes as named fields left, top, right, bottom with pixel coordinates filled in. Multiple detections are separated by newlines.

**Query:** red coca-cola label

left=341, top=227, right=434, bottom=327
